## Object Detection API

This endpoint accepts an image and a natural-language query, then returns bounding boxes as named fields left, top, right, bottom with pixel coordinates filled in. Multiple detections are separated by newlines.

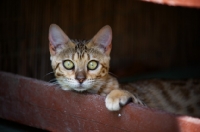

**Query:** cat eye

left=63, top=60, right=74, bottom=70
left=87, top=60, right=98, bottom=70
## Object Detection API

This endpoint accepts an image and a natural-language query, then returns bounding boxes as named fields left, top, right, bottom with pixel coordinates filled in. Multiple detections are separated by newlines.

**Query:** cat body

left=122, top=79, right=200, bottom=117
left=49, top=24, right=200, bottom=118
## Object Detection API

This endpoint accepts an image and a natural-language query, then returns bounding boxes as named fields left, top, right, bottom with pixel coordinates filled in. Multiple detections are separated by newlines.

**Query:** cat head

left=49, top=24, right=112, bottom=92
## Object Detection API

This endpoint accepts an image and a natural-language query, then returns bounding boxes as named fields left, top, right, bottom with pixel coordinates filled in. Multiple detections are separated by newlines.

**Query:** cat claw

left=105, top=89, right=132, bottom=111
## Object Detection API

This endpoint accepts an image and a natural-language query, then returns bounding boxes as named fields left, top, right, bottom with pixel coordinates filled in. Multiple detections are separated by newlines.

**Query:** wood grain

left=0, top=71, right=200, bottom=131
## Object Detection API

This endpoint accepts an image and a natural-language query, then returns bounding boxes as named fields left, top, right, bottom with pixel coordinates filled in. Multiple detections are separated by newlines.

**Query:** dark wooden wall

left=1, top=0, right=200, bottom=81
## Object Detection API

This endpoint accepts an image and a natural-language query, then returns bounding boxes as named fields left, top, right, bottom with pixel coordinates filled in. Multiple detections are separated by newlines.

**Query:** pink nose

left=77, top=78, right=85, bottom=83
left=75, top=71, right=86, bottom=84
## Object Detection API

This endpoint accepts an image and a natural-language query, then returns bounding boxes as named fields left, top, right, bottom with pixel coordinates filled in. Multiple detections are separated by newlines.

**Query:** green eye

left=63, top=60, right=74, bottom=70
left=88, top=60, right=98, bottom=70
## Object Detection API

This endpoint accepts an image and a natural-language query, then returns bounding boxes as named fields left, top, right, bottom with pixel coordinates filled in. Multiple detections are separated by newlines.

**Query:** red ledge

left=0, top=71, right=200, bottom=132
left=142, top=0, right=200, bottom=8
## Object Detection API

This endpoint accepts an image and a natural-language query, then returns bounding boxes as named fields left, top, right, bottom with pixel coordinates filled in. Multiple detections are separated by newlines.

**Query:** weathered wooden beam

left=0, top=71, right=200, bottom=132
left=142, top=0, right=200, bottom=8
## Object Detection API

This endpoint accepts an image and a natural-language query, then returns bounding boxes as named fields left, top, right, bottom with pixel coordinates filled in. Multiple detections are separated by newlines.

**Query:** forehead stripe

left=74, top=43, right=88, bottom=60
left=87, top=53, right=90, bottom=60
left=72, top=53, right=75, bottom=60
left=55, top=63, right=60, bottom=70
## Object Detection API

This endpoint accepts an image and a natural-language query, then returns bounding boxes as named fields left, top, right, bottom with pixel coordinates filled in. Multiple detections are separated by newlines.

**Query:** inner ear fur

left=49, top=24, right=74, bottom=55
left=90, top=25, right=112, bottom=55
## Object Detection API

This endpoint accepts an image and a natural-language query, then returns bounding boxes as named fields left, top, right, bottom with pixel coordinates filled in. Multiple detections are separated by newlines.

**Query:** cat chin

left=69, top=82, right=94, bottom=92
left=74, top=89, right=86, bottom=92
left=73, top=88, right=89, bottom=92
left=60, top=85, right=89, bottom=92
left=60, top=86, right=72, bottom=91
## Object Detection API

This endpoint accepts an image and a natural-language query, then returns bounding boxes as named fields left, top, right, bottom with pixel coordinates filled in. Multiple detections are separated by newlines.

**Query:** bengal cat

left=48, top=24, right=200, bottom=118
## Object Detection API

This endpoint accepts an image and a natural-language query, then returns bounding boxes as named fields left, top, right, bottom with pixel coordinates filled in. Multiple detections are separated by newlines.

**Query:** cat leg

left=105, top=89, right=133, bottom=111
left=105, top=89, right=144, bottom=111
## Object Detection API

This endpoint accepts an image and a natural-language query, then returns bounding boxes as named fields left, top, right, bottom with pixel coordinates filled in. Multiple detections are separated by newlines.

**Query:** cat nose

left=75, top=71, right=86, bottom=84
left=76, top=76, right=86, bottom=83
left=77, top=78, right=85, bottom=83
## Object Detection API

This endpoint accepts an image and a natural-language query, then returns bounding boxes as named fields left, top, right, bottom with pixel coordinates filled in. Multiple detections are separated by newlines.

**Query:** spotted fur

left=121, top=79, right=200, bottom=117
left=49, top=24, right=200, bottom=118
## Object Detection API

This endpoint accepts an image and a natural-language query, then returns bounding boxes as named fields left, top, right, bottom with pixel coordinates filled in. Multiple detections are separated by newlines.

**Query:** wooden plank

left=0, top=71, right=200, bottom=132
left=142, top=0, right=200, bottom=8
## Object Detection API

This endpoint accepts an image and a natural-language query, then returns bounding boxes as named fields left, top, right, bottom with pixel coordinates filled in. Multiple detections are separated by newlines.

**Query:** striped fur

left=49, top=24, right=200, bottom=118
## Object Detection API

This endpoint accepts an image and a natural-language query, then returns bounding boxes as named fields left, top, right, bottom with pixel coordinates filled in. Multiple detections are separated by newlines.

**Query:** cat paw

left=105, top=89, right=132, bottom=111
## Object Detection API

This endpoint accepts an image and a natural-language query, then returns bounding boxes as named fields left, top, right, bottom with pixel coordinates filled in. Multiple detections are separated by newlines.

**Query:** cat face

left=49, top=24, right=112, bottom=92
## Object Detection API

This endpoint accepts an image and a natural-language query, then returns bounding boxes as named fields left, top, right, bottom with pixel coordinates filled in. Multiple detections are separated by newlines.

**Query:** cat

left=48, top=24, right=200, bottom=118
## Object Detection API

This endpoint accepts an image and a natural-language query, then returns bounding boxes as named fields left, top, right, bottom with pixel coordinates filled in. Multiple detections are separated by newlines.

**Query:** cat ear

left=92, top=25, right=112, bottom=55
left=49, top=24, right=70, bottom=55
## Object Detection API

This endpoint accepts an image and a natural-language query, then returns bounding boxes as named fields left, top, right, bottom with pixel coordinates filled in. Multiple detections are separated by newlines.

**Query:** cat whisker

left=108, top=72, right=118, bottom=78
left=50, top=81, right=59, bottom=85
left=46, top=82, right=62, bottom=89
left=49, top=81, right=62, bottom=88
left=43, top=71, right=54, bottom=79
left=48, top=78, right=58, bottom=83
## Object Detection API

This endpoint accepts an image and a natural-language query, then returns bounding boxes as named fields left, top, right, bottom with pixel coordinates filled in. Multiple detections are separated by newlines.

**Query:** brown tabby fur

left=49, top=24, right=200, bottom=118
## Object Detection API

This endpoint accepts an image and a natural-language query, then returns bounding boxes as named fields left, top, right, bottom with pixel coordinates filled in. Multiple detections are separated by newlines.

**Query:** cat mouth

left=69, top=82, right=92, bottom=92
left=73, top=85, right=88, bottom=92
